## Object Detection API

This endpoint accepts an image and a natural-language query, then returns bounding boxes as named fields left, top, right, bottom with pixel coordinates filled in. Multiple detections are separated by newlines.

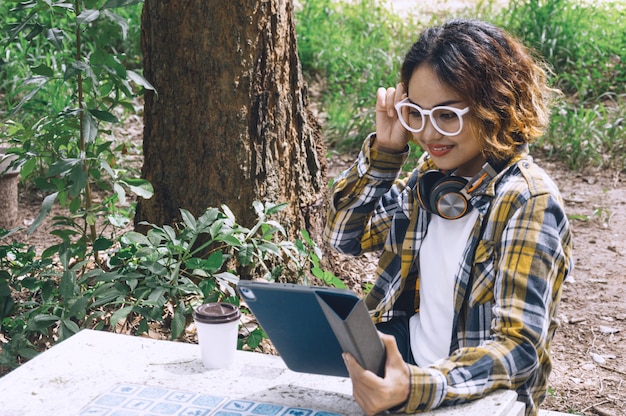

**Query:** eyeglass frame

left=394, top=97, right=470, bottom=136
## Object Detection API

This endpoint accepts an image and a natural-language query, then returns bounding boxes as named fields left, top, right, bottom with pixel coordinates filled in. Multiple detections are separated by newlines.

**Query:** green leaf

left=121, top=178, right=154, bottom=199
left=295, top=239, right=306, bottom=254
left=89, top=109, right=118, bottom=123
left=265, top=202, right=288, bottom=216
left=180, top=209, right=197, bottom=232
left=93, top=237, right=114, bottom=251
left=123, top=231, right=151, bottom=246
left=109, top=214, right=130, bottom=228
left=68, top=165, right=88, bottom=198
left=162, top=225, right=177, bottom=242
left=110, top=305, right=134, bottom=328
left=82, top=111, right=98, bottom=143
left=33, top=314, right=61, bottom=323
left=62, top=318, right=81, bottom=335
left=64, top=60, right=90, bottom=80
left=47, top=158, right=79, bottom=177
left=237, top=244, right=254, bottom=266
left=198, top=208, right=220, bottom=227
left=102, top=10, right=128, bottom=38
left=170, top=301, right=186, bottom=340
left=257, top=242, right=280, bottom=255
left=41, top=279, right=55, bottom=303
left=94, top=272, right=123, bottom=283
left=0, top=293, right=15, bottom=321
left=50, top=2, right=74, bottom=10
left=10, top=76, right=47, bottom=116
left=114, top=182, right=127, bottom=205
left=103, top=0, right=144, bottom=8
left=221, top=204, right=236, bottom=222
left=127, top=70, right=156, bottom=91
left=142, top=261, right=167, bottom=276
left=300, top=229, right=314, bottom=245
left=77, top=9, right=100, bottom=24
left=252, top=200, right=265, bottom=217
left=68, top=297, right=89, bottom=319
left=311, top=266, right=325, bottom=280
left=246, top=327, right=266, bottom=349
left=18, top=347, right=40, bottom=360
left=214, top=272, right=239, bottom=286
left=31, top=64, right=54, bottom=77
left=27, top=192, right=58, bottom=235
left=46, top=28, right=64, bottom=49
left=206, top=251, right=224, bottom=271
left=59, top=270, right=76, bottom=299
left=215, top=234, right=241, bottom=247
left=20, top=157, right=37, bottom=179
left=136, top=318, right=149, bottom=335
left=261, top=222, right=286, bottom=239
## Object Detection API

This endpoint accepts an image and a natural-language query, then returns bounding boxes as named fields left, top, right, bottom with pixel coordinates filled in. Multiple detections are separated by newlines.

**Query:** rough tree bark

left=137, top=0, right=327, bottom=241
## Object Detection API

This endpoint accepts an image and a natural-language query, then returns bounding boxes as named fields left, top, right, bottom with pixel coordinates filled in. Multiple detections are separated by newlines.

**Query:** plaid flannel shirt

left=323, top=134, right=573, bottom=416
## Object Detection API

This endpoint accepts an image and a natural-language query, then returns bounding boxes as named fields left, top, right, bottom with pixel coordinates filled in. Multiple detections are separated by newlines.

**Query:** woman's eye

left=435, top=111, right=459, bottom=122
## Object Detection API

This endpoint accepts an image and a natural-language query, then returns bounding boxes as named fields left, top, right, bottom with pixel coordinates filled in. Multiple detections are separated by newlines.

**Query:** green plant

left=1, top=201, right=340, bottom=372
left=492, top=0, right=626, bottom=100
left=539, top=99, right=626, bottom=171
left=296, top=0, right=410, bottom=149
left=0, top=228, right=55, bottom=371
left=296, top=229, right=345, bottom=288
left=1, top=0, right=152, bottom=254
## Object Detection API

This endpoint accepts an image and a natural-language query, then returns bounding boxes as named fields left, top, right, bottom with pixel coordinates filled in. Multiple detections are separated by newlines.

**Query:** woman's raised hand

left=374, top=84, right=410, bottom=153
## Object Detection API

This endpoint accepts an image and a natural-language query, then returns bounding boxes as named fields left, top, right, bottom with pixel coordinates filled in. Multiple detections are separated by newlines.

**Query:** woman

left=323, top=19, right=573, bottom=416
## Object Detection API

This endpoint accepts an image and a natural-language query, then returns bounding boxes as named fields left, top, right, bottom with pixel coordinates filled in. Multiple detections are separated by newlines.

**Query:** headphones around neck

left=417, top=162, right=498, bottom=220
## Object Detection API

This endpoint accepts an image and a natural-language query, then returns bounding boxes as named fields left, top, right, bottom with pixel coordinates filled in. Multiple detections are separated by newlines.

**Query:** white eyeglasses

left=394, top=98, right=470, bottom=136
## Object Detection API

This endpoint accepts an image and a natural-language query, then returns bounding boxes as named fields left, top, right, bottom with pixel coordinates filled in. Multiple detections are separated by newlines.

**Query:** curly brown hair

left=401, top=19, right=559, bottom=163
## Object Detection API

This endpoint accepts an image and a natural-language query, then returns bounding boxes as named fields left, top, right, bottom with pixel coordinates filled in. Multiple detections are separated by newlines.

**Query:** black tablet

left=237, top=281, right=385, bottom=378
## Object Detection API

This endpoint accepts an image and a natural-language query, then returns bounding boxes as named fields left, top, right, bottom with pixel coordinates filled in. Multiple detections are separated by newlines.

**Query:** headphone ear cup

left=430, top=176, right=469, bottom=219
left=417, top=171, right=445, bottom=213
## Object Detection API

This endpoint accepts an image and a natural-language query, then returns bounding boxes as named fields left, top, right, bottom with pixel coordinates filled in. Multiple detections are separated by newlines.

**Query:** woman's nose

left=421, top=116, right=442, bottom=141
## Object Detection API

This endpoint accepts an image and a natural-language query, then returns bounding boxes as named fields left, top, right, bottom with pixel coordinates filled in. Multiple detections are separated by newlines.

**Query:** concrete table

left=0, top=329, right=524, bottom=415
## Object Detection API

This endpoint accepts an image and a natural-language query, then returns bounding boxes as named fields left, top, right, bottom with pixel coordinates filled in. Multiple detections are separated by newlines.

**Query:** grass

left=296, top=0, right=626, bottom=172
left=487, top=0, right=626, bottom=171
left=295, top=0, right=411, bottom=149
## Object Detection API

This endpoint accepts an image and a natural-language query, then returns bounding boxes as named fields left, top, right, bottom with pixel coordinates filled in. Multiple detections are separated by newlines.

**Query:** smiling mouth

left=430, top=145, right=453, bottom=151
left=428, top=144, right=453, bottom=156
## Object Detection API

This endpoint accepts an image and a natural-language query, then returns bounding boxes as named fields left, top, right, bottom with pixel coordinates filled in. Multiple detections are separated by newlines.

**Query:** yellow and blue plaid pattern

left=323, top=134, right=573, bottom=416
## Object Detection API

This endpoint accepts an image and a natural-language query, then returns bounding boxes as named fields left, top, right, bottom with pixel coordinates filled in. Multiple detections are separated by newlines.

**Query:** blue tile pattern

left=79, top=383, right=344, bottom=416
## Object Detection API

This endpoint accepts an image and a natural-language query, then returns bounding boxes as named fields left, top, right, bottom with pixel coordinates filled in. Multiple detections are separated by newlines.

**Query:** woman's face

left=406, top=65, right=486, bottom=177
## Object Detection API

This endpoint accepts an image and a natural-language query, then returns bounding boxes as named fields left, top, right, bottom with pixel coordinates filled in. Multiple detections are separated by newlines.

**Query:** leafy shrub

left=1, top=0, right=153, bottom=249
left=0, top=202, right=338, bottom=373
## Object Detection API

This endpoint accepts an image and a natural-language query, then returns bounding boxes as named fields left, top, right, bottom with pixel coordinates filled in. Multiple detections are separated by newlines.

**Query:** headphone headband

left=460, top=162, right=498, bottom=198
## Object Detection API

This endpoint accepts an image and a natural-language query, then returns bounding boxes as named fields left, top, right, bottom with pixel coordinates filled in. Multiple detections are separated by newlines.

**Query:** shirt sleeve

left=323, top=134, right=410, bottom=255
left=401, top=182, right=572, bottom=414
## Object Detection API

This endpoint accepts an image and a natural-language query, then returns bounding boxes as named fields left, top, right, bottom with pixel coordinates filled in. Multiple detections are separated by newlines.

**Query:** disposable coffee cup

left=193, top=302, right=241, bottom=369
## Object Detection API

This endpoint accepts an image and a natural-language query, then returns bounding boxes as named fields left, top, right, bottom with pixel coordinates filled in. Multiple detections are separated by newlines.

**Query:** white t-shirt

left=409, top=208, right=479, bottom=367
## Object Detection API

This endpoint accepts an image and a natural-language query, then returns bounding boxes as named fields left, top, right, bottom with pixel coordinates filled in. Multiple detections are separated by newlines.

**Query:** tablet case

left=237, top=281, right=385, bottom=378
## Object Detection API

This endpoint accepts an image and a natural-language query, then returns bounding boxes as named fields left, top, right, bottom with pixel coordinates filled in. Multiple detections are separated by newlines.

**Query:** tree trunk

left=137, top=0, right=326, bottom=241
